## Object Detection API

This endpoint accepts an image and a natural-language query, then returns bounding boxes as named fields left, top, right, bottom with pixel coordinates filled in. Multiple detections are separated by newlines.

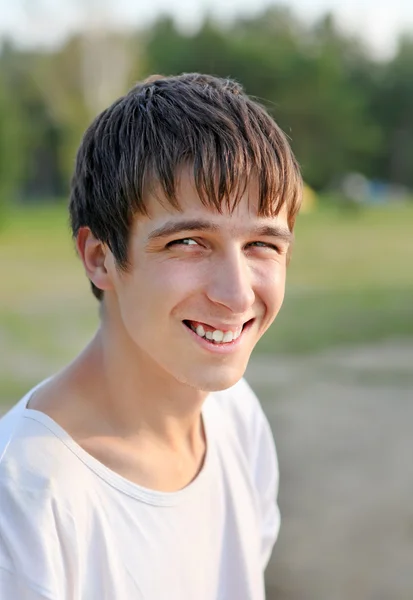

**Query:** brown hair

left=69, top=73, right=302, bottom=300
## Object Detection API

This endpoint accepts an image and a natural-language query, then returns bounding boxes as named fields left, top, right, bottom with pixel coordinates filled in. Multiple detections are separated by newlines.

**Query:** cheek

left=152, top=261, right=207, bottom=306
left=255, top=262, right=286, bottom=314
left=118, top=261, right=204, bottom=321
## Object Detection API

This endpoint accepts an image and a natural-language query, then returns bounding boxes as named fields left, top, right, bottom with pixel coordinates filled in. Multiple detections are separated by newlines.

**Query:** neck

left=70, top=316, right=208, bottom=452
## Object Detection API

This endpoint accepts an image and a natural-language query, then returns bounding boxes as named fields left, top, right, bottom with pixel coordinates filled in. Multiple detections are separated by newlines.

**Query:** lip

left=183, top=319, right=254, bottom=354
left=183, top=319, right=252, bottom=332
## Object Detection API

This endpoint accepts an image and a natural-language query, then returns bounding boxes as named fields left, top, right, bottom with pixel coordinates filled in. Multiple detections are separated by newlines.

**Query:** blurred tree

left=372, top=34, right=413, bottom=187
left=279, top=13, right=381, bottom=188
left=34, top=40, right=139, bottom=190
left=0, top=5, right=412, bottom=203
left=145, top=9, right=381, bottom=189
left=0, top=41, right=62, bottom=205
left=0, top=42, right=26, bottom=213
left=15, top=0, right=140, bottom=192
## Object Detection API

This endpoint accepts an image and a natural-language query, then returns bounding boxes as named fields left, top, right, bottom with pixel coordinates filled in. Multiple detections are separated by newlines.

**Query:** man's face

left=106, top=172, right=292, bottom=392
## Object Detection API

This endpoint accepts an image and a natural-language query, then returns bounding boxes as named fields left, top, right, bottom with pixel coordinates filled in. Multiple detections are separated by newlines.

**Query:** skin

left=29, top=171, right=292, bottom=492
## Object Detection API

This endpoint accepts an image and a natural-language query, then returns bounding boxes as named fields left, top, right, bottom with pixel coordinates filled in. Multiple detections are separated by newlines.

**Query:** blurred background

left=0, top=1, right=412, bottom=598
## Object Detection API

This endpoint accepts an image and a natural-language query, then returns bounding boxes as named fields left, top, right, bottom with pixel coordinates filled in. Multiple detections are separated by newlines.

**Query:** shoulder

left=210, top=379, right=280, bottom=565
left=0, top=405, right=78, bottom=522
left=210, top=377, right=262, bottom=422
left=0, top=414, right=64, bottom=594
left=0, top=380, right=51, bottom=459
left=0, top=393, right=31, bottom=458
left=0, top=403, right=95, bottom=513
left=0, top=390, right=94, bottom=539
left=207, top=377, right=276, bottom=466
left=210, top=377, right=271, bottom=437
left=0, top=399, right=89, bottom=595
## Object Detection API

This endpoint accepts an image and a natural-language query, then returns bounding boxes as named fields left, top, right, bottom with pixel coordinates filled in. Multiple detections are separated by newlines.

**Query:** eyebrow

left=147, top=218, right=294, bottom=244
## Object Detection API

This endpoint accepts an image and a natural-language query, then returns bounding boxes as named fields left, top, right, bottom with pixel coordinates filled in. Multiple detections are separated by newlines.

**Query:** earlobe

left=76, top=227, right=114, bottom=293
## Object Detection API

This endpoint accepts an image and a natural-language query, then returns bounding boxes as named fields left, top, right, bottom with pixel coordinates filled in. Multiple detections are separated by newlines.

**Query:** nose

left=206, top=250, right=255, bottom=314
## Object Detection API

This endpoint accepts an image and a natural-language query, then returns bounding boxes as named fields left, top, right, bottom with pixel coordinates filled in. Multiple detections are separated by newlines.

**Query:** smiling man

left=0, top=74, right=302, bottom=600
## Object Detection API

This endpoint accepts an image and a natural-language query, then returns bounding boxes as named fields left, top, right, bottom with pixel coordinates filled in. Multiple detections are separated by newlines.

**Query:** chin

left=179, top=362, right=249, bottom=393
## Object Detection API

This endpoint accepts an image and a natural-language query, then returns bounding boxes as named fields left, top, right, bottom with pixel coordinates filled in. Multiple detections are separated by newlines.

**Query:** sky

left=1, top=0, right=413, bottom=59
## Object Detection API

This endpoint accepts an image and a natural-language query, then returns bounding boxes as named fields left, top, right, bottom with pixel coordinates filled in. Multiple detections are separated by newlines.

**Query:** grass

left=1, top=200, right=412, bottom=404
left=257, top=202, right=413, bottom=353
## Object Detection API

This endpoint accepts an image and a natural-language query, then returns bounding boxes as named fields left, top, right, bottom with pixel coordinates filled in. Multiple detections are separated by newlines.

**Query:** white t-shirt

left=0, top=378, right=279, bottom=600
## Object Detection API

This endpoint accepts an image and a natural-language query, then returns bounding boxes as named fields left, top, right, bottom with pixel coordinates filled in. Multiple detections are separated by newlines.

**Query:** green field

left=1, top=201, right=412, bottom=404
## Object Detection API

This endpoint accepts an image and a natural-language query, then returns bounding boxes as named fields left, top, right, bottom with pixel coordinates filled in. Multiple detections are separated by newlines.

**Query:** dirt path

left=245, top=341, right=413, bottom=600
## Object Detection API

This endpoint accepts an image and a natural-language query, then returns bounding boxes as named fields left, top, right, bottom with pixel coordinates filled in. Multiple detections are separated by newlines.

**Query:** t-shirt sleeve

left=0, top=567, right=55, bottom=600
left=232, top=378, right=281, bottom=569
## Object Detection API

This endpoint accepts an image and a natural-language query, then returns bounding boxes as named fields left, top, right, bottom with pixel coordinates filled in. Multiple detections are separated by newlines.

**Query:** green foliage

left=0, top=42, right=64, bottom=206
left=0, top=45, right=27, bottom=212
left=1, top=9, right=413, bottom=200
left=371, top=35, right=413, bottom=186
left=142, top=9, right=401, bottom=190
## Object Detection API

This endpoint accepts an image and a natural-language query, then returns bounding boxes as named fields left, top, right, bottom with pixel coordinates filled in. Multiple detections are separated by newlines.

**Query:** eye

left=167, top=238, right=199, bottom=247
left=248, top=241, right=281, bottom=253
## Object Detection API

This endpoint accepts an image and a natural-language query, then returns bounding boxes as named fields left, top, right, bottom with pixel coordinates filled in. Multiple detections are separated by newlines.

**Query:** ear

left=76, top=227, right=114, bottom=293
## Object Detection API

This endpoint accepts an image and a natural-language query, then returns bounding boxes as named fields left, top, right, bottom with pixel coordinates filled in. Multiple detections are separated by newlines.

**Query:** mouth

left=183, top=319, right=254, bottom=346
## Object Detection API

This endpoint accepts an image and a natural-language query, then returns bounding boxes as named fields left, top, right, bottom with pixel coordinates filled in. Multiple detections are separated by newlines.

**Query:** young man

left=0, top=73, right=302, bottom=599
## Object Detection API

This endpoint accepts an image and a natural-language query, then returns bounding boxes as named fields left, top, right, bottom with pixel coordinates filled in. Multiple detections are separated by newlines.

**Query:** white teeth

left=189, top=322, right=244, bottom=343
left=212, top=330, right=224, bottom=342
left=196, top=325, right=205, bottom=337
left=233, top=328, right=242, bottom=340
left=222, top=331, right=234, bottom=343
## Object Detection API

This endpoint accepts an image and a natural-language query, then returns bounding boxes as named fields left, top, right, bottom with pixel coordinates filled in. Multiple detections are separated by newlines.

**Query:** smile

left=183, top=319, right=254, bottom=345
